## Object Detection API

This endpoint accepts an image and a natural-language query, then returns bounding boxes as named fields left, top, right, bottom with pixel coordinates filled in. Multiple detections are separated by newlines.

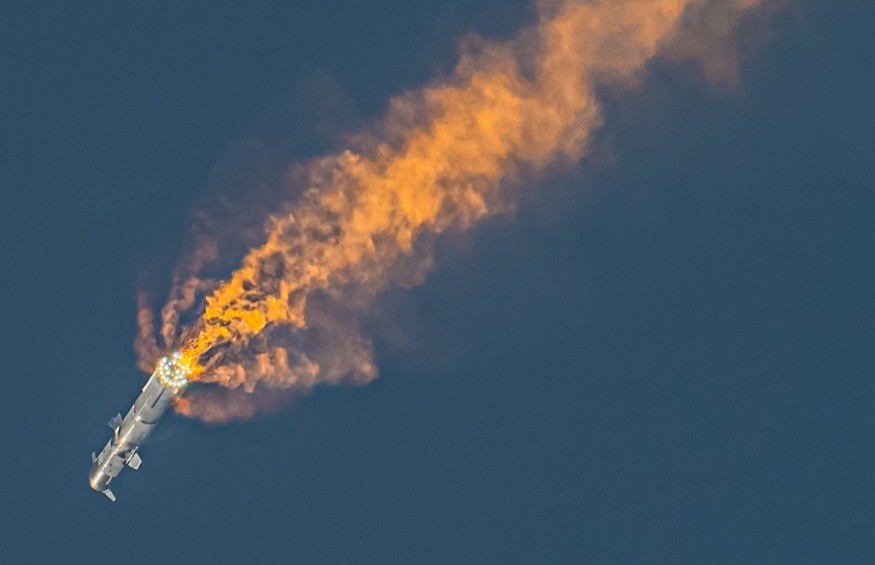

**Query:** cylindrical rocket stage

left=88, top=352, right=190, bottom=501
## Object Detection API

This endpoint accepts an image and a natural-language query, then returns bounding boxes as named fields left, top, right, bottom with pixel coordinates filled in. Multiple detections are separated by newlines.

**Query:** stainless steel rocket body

left=89, top=353, right=189, bottom=501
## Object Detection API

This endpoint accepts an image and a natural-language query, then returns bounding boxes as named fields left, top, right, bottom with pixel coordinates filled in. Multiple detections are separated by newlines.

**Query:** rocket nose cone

left=88, top=467, right=106, bottom=492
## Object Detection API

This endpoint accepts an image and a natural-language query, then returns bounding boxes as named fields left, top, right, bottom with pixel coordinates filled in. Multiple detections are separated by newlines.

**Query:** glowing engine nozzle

left=155, top=351, right=194, bottom=391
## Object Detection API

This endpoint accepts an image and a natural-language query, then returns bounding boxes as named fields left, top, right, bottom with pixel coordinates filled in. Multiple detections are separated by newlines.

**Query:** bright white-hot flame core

left=155, top=352, right=193, bottom=391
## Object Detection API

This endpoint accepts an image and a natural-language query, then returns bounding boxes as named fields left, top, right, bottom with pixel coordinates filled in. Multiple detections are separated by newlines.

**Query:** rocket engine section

left=88, top=352, right=191, bottom=501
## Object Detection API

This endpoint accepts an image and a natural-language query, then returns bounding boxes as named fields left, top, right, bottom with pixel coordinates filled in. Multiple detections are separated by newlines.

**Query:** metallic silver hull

left=89, top=355, right=187, bottom=501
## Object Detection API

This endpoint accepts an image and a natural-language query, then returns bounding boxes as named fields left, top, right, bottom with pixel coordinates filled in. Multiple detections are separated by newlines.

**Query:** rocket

left=88, top=352, right=191, bottom=501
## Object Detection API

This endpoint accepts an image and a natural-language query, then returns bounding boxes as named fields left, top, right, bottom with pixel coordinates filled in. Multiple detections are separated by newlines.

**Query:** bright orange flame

left=145, top=0, right=773, bottom=416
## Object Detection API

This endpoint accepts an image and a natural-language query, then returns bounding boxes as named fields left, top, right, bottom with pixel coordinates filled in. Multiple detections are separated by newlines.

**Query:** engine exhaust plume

left=144, top=0, right=777, bottom=421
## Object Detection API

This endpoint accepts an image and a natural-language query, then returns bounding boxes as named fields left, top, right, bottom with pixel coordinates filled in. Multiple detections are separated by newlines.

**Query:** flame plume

left=139, top=0, right=775, bottom=421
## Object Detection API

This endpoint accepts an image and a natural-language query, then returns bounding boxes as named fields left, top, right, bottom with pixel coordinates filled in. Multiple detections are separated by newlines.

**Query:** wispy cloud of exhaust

left=137, top=0, right=784, bottom=422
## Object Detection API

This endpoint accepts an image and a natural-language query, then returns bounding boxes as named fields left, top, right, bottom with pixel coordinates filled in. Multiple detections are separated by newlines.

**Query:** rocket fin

left=103, top=490, right=116, bottom=502
left=91, top=452, right=97, bottom=463
left=127, top=453, right=142, bottom=470
left=108, top=414, right=122, bottom=431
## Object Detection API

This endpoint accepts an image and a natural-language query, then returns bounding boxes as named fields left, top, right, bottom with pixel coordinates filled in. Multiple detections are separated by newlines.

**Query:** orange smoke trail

left=156, top=0, right=773, bottom=420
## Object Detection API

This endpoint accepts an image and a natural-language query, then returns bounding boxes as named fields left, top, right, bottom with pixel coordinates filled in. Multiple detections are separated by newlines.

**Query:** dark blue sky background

left=1, top=1, right=873, bottom=562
